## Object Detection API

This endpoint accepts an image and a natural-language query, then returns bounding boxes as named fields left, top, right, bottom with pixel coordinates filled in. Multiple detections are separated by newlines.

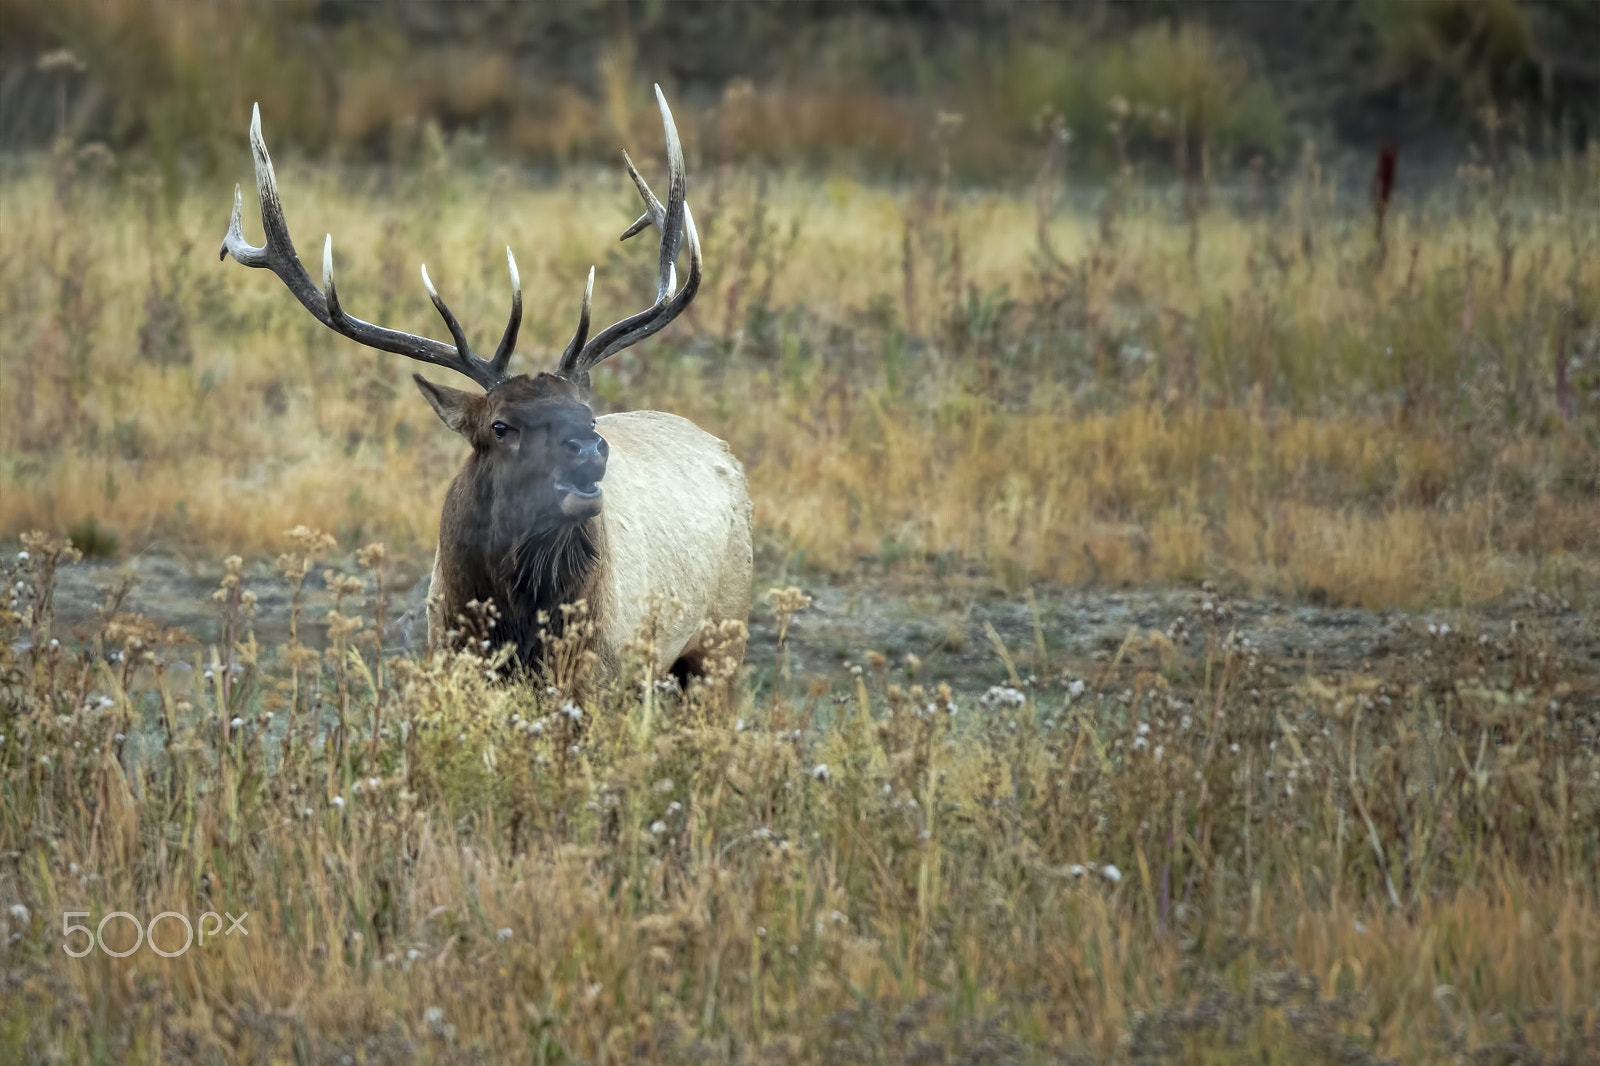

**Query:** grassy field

left=1, top=132, right=1598, bottom=1061
left=3, top=139, right=1599, bottom=606
left=2, top=532, right=1597, bottom=1063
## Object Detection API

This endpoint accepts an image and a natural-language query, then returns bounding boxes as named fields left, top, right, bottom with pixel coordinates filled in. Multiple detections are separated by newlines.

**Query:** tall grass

left=1, top=140, right=1597, bottom=607
left=0, top=530, right=1596, bottom=1062
left=1, top=101, right=1597, bottom=1061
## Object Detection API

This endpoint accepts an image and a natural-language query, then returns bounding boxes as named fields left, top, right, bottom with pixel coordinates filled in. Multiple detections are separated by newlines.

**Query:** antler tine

left=576, top=203, right=701, bottom=371
left=323, top=234, right=341, bottom=316
left=488, top=247, right=524, bottom=377
left=653, top=89, right=687, bottom=304
left=419, top=265, right=478, bottom=361
left=559, top=267, right=596, bottom=369
left=556, top=84, right=700, bottom=391
left=220, top=102, right=511, bottom=392
left=618, top=151, right=661, bottom=242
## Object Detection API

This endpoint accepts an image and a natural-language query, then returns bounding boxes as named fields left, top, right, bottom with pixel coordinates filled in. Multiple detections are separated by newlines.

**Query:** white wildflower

left=980, top=685, right=1026, bottom=709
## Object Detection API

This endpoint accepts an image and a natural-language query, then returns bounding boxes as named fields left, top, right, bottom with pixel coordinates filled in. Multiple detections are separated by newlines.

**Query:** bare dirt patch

left=43, top=553, right=1600, bottom=708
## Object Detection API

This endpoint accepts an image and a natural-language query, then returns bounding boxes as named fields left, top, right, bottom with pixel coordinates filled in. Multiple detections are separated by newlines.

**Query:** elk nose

left=564, top=434, right=607, bottom=462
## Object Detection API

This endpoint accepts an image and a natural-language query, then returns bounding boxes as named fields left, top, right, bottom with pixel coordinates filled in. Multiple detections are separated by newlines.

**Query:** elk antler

left=555, top=83, right=703, bottom=394
left=220, top=103, right=522, bottom=392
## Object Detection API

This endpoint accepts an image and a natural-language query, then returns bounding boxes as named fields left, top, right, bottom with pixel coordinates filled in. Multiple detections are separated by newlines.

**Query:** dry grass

left=2, top=16, right=1597, bottom=1061
left=0, top=533, right=1596, bottom=1063
left=2, top=143, right=1597, bottom=607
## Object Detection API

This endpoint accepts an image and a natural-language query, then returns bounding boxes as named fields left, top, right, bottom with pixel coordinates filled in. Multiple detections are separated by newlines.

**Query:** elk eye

left=491, top=421, right=509, bottom=440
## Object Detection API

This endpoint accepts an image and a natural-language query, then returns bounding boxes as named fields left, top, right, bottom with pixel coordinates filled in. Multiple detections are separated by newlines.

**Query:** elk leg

left=668, top=649, right=706, bottom=689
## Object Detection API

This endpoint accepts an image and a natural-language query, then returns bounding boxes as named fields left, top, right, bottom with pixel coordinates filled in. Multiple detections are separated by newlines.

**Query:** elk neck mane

left=492, top=517, right=603, bottom=662
left=435, top=450, right=606, bottom=667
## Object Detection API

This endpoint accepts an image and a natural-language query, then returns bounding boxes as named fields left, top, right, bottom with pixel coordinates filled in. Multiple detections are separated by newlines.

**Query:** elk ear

left=413, top=374, right=482, bottom=437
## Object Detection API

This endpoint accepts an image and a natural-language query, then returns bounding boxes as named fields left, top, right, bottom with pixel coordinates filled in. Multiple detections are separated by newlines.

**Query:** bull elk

left=220, top=87, right=751, bottom=685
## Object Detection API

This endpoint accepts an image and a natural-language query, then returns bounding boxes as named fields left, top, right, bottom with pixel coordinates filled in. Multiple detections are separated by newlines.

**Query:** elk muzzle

left=555, top=433, right=608, bottom=518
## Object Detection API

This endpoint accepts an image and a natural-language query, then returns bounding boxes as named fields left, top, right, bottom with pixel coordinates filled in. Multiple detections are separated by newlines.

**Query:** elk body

left=221, top=87, right=751, bottom=683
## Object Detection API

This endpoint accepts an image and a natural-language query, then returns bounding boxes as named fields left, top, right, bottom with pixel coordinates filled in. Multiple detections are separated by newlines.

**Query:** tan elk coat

left=427, top=409, right=752, bottom=677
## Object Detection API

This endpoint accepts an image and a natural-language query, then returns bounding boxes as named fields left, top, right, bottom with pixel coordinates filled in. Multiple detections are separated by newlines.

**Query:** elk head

left=218, top=84, right=701, bottom=531
left=415, top=370, right=608, bottom=527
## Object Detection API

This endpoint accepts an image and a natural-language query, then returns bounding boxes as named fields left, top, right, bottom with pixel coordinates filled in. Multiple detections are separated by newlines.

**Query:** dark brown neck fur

left=492, top=519, right=600, bottom=665
left=435, top=463, right=602, bottom=670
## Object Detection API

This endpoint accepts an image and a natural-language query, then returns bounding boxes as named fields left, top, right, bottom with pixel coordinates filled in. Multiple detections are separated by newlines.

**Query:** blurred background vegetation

left=3, top=0, right=1599, bottom=186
